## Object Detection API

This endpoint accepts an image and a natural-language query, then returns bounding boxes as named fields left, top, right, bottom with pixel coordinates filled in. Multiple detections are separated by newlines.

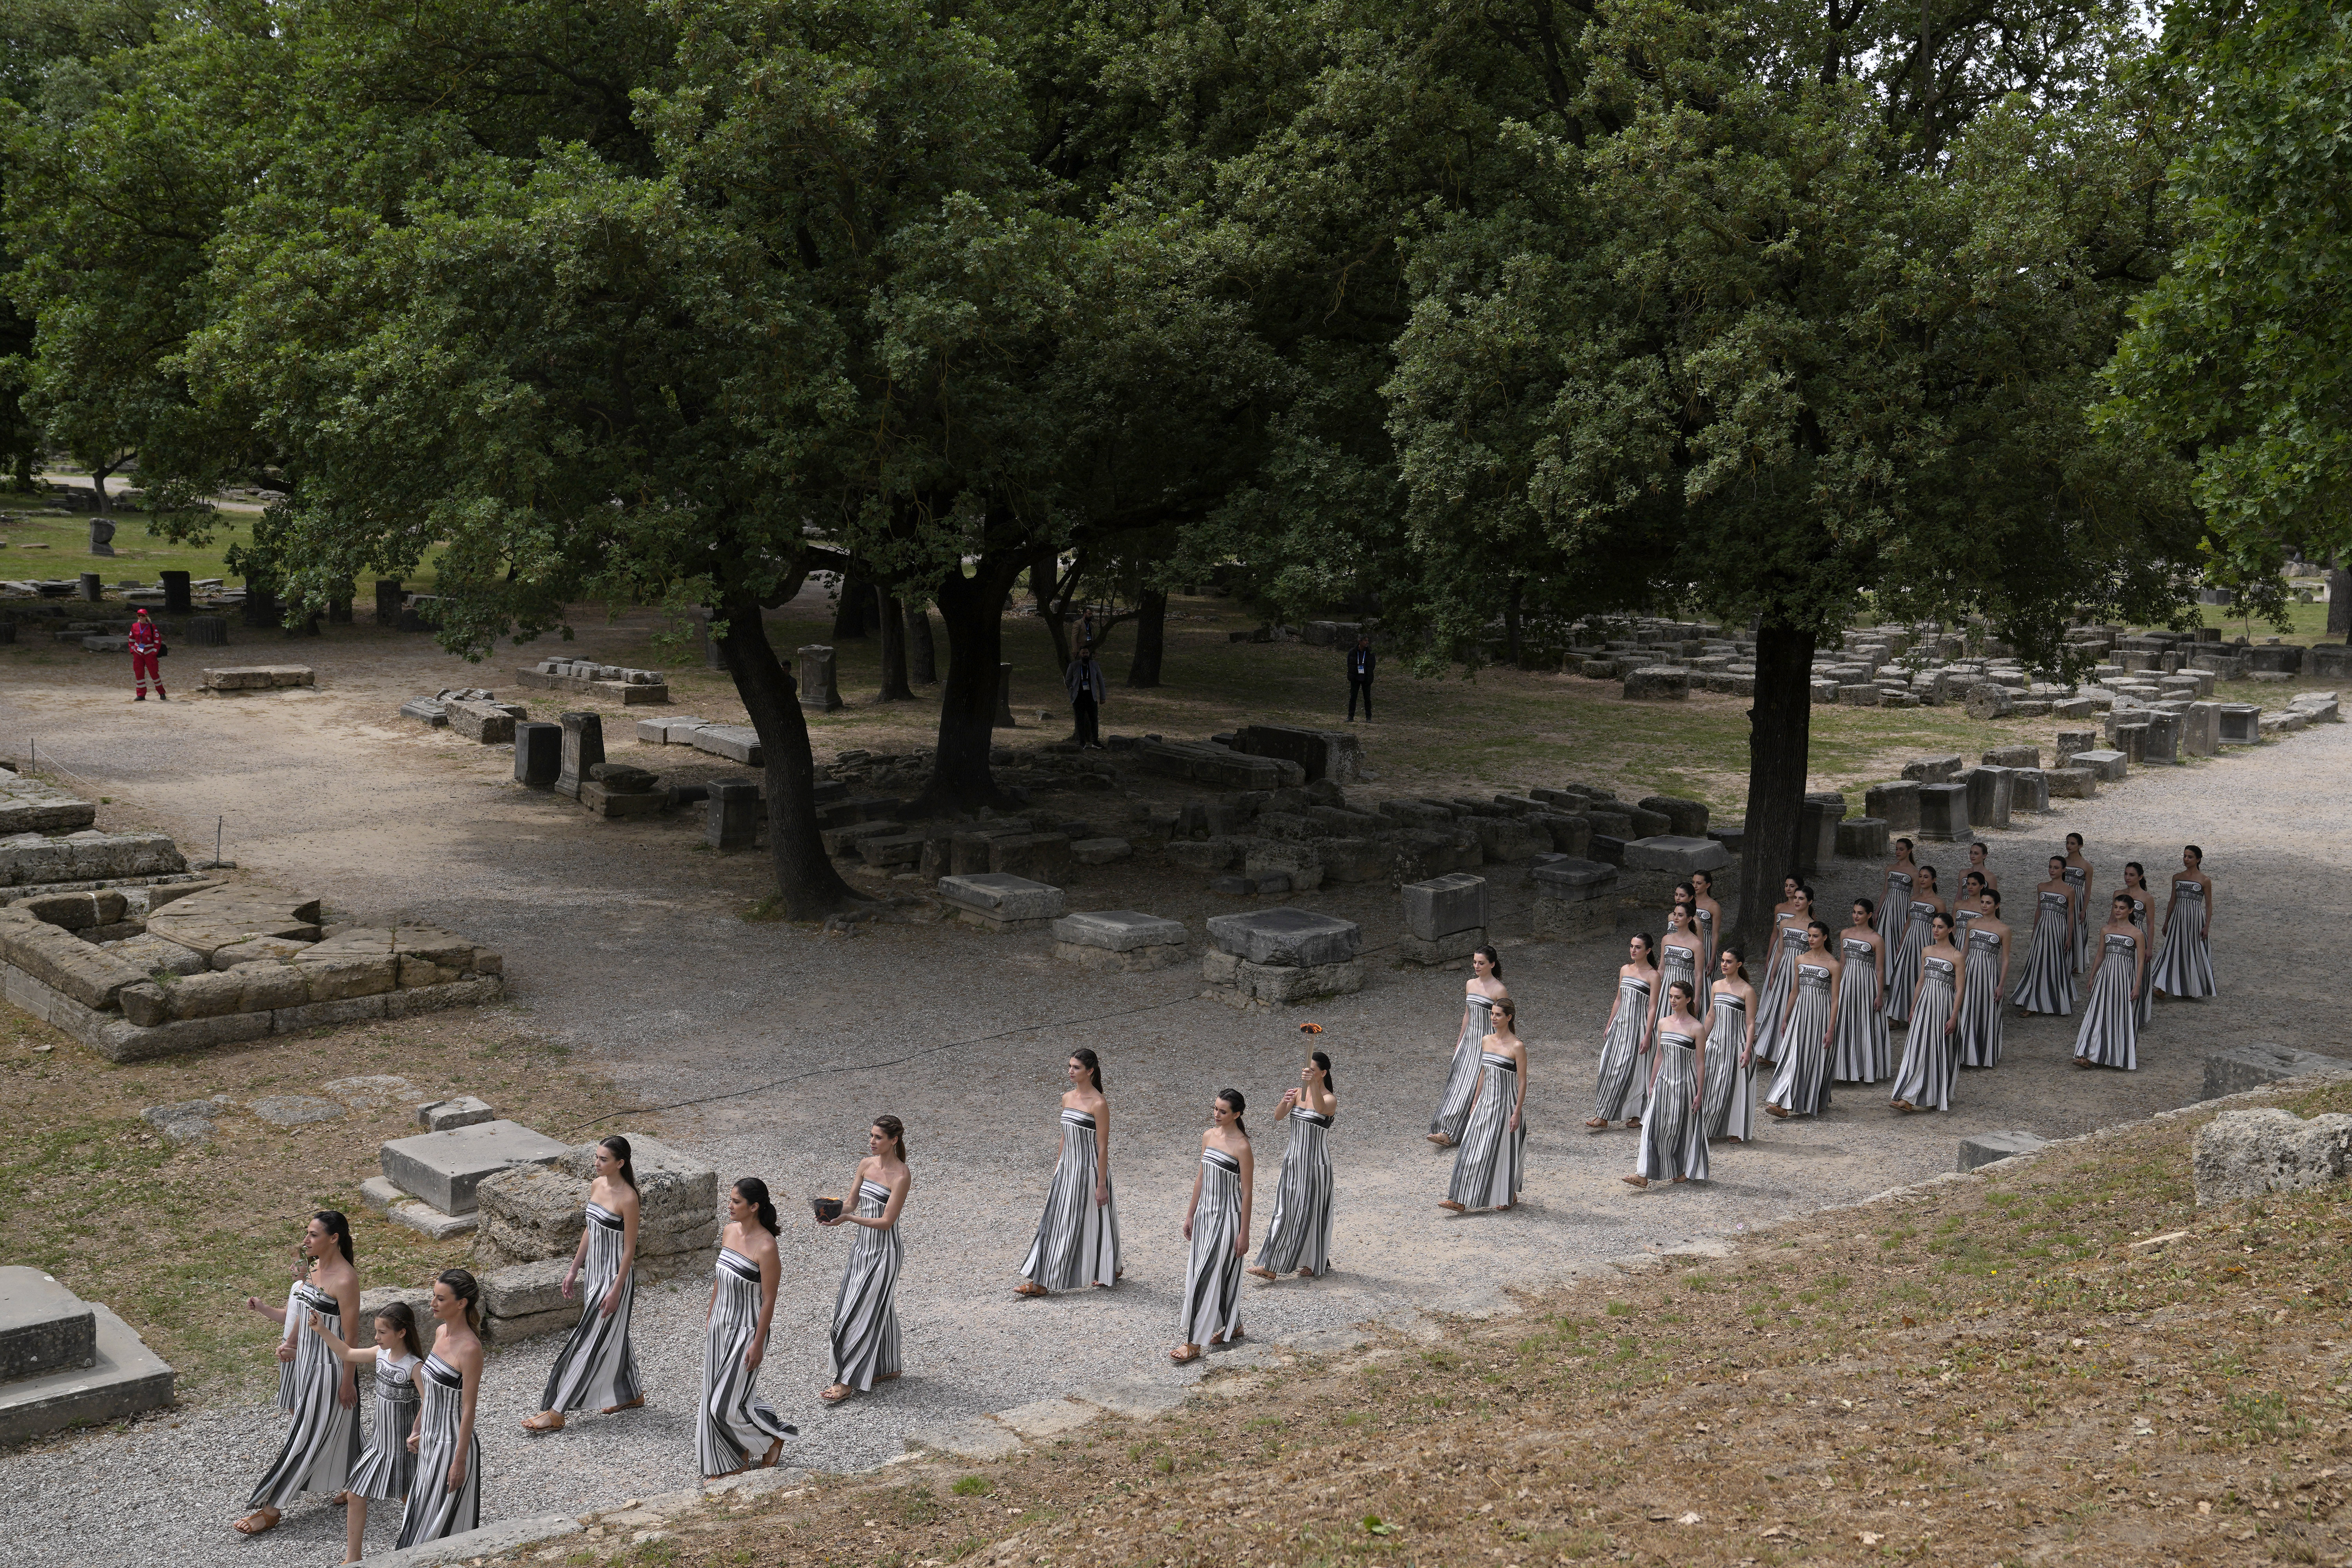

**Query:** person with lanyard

left=1345, top=633, right=1376, bottom=722
left=1065, top=644, right=1108, bottom=750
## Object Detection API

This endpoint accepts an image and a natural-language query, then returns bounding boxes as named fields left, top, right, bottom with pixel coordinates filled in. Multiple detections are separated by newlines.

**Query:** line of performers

left=1581, top=843, right=2220, bottom=1181
left=228, top=1126, right=912, bottom=1559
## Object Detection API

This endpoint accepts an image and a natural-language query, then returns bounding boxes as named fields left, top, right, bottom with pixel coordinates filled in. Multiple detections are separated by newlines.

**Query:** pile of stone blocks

left=517, top=659, right=670, bottom=704
left=1531, top=857, right=1617, bottom=939
left=1134, top=738, right=1295, bottom=791
left=1232, top=724, right=1367, bottom=784
left=1399, top=872, right=1485, bottom=964
left=1202, top=908, right=1363, bottom=1008
left=401, top=688, right=527, bottom=741
left=1619, top=833, right=1731, bottom=903
left=579, top=762, right=665, bottom=819
left=0, top=829, right=188, bottom=896
left=939, top=873, right=1067, bottom=931
left=367, top=1117, right=569, bottom=1240
left=0, top=1267, right=174, bottom=1444
left=198, top=665, right=314, bottom=692
left=1053, top=910, right=1189, bottom=972
left=633, top=715, right=763, bottom=767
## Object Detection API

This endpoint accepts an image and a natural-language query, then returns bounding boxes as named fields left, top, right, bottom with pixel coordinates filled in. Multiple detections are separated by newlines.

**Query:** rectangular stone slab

left=1958, top=1130, right=2049, bottom=1171
left=2201, top=1042, right=2352, bottom=1102
left=937, top=873, right=1068, bottom=922
left=0, top=1294, right=174, bottom=1446
left=380, top=1120, right=570, bottom=1215
left=1620, top=834, right=1731, bottom=875
left=1401, top=872, right=1485, bottom=941
left=0, top=1267, right=94, bottom=1383
left=1052, top=909, right=1188, bottom=952
left=1204, top=906, right=1362, bottom=966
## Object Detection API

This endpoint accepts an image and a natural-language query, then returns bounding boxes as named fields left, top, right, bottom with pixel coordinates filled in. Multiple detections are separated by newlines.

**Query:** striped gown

left=2063, top=865, right=2090, bottom=970
left=1955, top=928, right=2006, bottom=1068
left=1178, top=1148, right=1247, bottom=1347
left=2150, top=881, right=2214, bottom=997
left=1431, top=994, right=1495, bottom=1144
left=2123, top=894, right=2154, bottom=1031
left=1829, top=937, right=1888, bottom=1082
left=1877, top=871, right=1913, bottom=941
left=1882, top=902, right=1935, bottom=1024
left=537, top=1201, right=640, bottom=1416
left=1020, top=1108, right=1122, bottom=1290
left=1635, top=1030, right=1708, bottom=1182
left=2073, top=932, right=2141, bottom=1070
left=1890, top=954, right=1960, bottom=1110
left=1752, top=921, right=1809, bottom=1066
left=2012, top=890, right=2076, bottom=1014
left=1692, top=909, right=1717, bottom=1015
left=828, top=1180, right=901, bottom=1393
left=1659, top=942, right=1700, bottom=1033
left=1448, top=1054, right=1526, bottom=1209
left=698, top=1246, right=797, bottom=1476
left=1592, top=976, right=1651, bottom=1123
left=1764, top=963, right=1835, bottom=1117
left=246, top=1282, right=360, bottom=1512
left=1255, top=1106, right=1334, bottom=1276
left=393, top=1354, right=479, bottom=1549
left=347, top=1352, right=419, bottom=1504
left=274, top=1282, right=300, bottom=1412
left=1701, top=990, right=1753, bottom=1141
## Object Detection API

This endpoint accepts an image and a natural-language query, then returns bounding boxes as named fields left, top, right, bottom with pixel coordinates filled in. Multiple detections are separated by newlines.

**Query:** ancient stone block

left=1622, top=665, right=1689, bottom=701
left=555, top=712, right=604, bottom=799
left=445, top=699, right=517, bottom=745
left=991, top=833, right=1074, bottom=883
left=1795, top=798, right=1841, bottom=871
left=2192, top=1108, right=2352, bottom=1206
left=1963, top=765, right=2012, bottom=830
left=1237, top=724, right=1365, bottom=785
left=1622, top=835, right=1731, bottom=876
left=1901, top=755, right=1963, bottom=784
left=2009, top=768, right=2049, bottom=814
left=2044, top=766, right=2096, bottom=799
left=1864, top=780, right=1920, bottom=834
left=418, top=1096, right=495, bottom=1132
left=938, top=872, right=1067, bottom=927
left=1958, top=1130, right=2048, bottom=1171
left=290, top=950, right=397, bottom=1002
left=1204, top=907, right=1361, bottom=966
left=797, top=644, right=843, bottom=711
left=1532, top=857, right=1616, bottom=903
left=1070, top=837, right=1132, bottom=865
left=1473, top=818, right=1549, bottom=863
left=1053, top=909, right=1187, bottom=952
left=1635, top=795, right=1709, bottom=837
left=0, top=912, right=151, bottom=1010
left=1980, top=745, right=2039, bottom=769
left=513, top=721, right=561, bottom=787
left=1915, top=782, right=1972, bottom=843
left=1397, top=926, right=1486, bottom=965
left=1835, top=816, right=1890, bottom=860
left=380, top=1120, right=570, bottom=1215
left=2201, top=1042, right=2352, bottom=1102
left=2140, top=711, right=2181, bottom=764
left=1217, top=957, right=1365, bottom=1007
left=2216, top=703, right=2260, bottom=745
left=2071, top=748, right=2127, bottom=782
left=1402, top=872, right=1485, bottom=942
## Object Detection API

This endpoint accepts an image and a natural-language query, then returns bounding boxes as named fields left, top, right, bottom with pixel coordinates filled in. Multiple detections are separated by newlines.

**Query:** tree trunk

left=89, top=462, right=114, bottom=515
left=1503, top=578, right=1524, bottom=666
left=832, top=573, right=870, bottom=639
left=2328, top=560, right=2351, bottom=640
left=1733, top=618, right=1818, bottom=959
left=9, top=450, right=31, bottom=492
left=914, top=553, right=1024, bottom=813
left=1126, top=588, right=1167, bottom=687
left=875, top=587, right=914, bottom=701
left=1033, top=544, right=1073, bottom=671
left=905, top=596, right=937, bottom=682
left=715, top=586, right=864, bottom=918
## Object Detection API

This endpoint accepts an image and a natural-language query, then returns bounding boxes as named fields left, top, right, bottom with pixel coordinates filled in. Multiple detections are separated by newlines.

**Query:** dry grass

left=519, top=1079, right=2351, bottom=1568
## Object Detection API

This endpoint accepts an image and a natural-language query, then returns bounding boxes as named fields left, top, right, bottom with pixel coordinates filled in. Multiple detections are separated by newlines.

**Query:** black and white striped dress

left=828, top=1180, right=901, bottom=1393
left=1659, top=941, right=1699, bottom=1031
left=1255, top=1106, right=1334, bottom=1276
left=1890, top=954, right=1959, bottom=1110
left=2073, top=932, right=2141, bottom=1070
left=1635, top=1030, right=1708, bottom=1182
left=2124, top=892, right=2155, bottom=1030
left=2062, top=865, right=2090, bottom=970
left=274, top=1282, right=300, bottom=1412
left=1764, top=962, right=1835, bottom=1117
left=1177, top=1147, right=1247, bottom=1347
left=1692, top=909, right=1717, bottom=1015
left=2150, top=880, right=2214, bottom=997
left=1882, top=902, right=1935, bottom=1024
left=1955, top=928, right=2005, bottom=1068
left=393, top=1354, right=478, bottom=1549
left=537, top=1200, right=640, bottom=1417
left=1448, top=1053, right=1526, bottom=1209
left=246, top=1282, right=359, bottom=1512
left=1702, top=989, right=1753, bottom=1141
left=1877, top=871, right=1913, bottom=941
left=1431, top=994, right=1495, bottom=1144
left=1020, top=1108, right=1122, bottom=1290
left=1830, top=937, right=1888, bottom=1082
left=347, top=1351, right=419, bottom=1504
left=1752, top=921, right=1809, bottom=1065
left=1593, top=976, right=1651, bottom=1124
left=2012, top=890, right=2076, bottom=1014
left=699, top=1246, right=796, bottom=1476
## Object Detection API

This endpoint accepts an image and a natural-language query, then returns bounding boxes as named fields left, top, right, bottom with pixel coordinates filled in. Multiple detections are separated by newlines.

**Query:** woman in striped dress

left=1017, top=1050, right=1121, bottom=1294
left=1891, top=914, right=1964, bottom=1112
left=1625, top=983, right=1708, bottom=1187
left=1955, top=872, right=1985, bottom=942
left=2151, top=845, right=2216, bottom=1001
left=1443, top=998, right=1527, bottom=1213
left=1430, top=948, right=1507, bottom=1147
left=820, top=1118, right=910, bottom=1402
left=311, top=1302, right=425, bottom=1564
left=1703, top=947, right=1757, bottom=1142
left=2073, top=893, right=2147, bottom=1071
left=395, top=1271, right=483, bottom=1550
left=699, top=1180, right=795, bottom=1474
left=1655, top=904, right=1705, bottom=1043
left=1753, top=885, right=1817, bottom=1068
left=2063, top=834, right=2096, bottom=974
left=2118, top=862, right=2156, bottom=1031
left=1250, top=1053, right=1337, bottom=1281
left=1588, top=935, right=1657, bottom=1130
left=1955, top=889, right=2012, bottom=1069
left=1879, top=841, right=1920, bottom=941
left=234, top=1211, right=362, bottom=1537
left=1883, top=868, right=1943, bottom=1027
left=1171, top=1091, right=1254, bottom=1363
left=2012, top=856, right=2080, bottom=1016
left=523, top=1136, right=642, bottom=1434
left=1831, top=899, right=1889, bottom=1084
left=1688, top=870, right=1725, bottom=1013
left=1764, top=924, right=1840, bottom=1119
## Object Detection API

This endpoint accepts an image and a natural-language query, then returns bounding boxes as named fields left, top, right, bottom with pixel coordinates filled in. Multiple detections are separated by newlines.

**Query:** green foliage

left=949, top=1475, right=993, bottom=1498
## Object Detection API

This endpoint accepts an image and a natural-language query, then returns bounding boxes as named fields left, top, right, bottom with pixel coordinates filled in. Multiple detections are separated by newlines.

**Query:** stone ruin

left=1202, top=907, right=1364, bottom=1008
left=0, top=1266, right=173, bottom=1445
left=517, top=658, right=670, bottom=705
left=401, top=687, right=527, bottom=742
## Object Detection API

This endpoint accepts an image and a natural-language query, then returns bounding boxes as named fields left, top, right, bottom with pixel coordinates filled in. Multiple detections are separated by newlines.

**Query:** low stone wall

left=471, top=1137, right=719, bottom=1285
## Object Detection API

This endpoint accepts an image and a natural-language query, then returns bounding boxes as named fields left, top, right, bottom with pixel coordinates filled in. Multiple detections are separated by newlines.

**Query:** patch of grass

left=949, top=1476, right=993, bottom=1498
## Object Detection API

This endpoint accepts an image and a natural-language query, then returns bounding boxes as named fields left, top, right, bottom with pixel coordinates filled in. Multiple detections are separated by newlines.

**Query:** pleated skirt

left=2073, top=948, right=2140, bottom=1070
left=1256, top=1109, right=1334, bottom=1275
left=1636, top=1041, right=1708, bottom=1182
left=1764, top=975, right=1834, bottom=1117
left=1883, top=915, right=1931, bottom=1024
left=274, top=1282, right=300, bottom=1413
left=247, top=1284, right=360, bottom=1511
left=2012, top=900, right=2076, bottom=1014
left=539, top=1203, right=639, bottom=1414
left=1830, top=957, right=1888, bottom=1082
left=1752, top=930, right=1806, bottom=1065
left=1955, top=939, right=2005, bottom=1068
left=1702, top=995, right=1753, bottom=1141
left=1432, top=996, right=1493, bottom=1142
left=347, top=1365, right=418, bottom=1504
left=699, top=1251, right=797, bottom=1476
left=1660, top=944, right=1699, bottom=1025
left=1449, top=1057, right=1526, bottom=1209
left=828, top=1182, right=902, bottom=1393
left=1593, top=980, right=1650, bottom=1122
left=394, top=1357, right=479, bottom=1548
left=1178, top=1151, right=1246, bottom=1346
left=1020, top=1111, right=1122, bottom=1290
left=1889, top=970, right=1958, bottom=1111
left=2150, top=891, right=2214, bottom=997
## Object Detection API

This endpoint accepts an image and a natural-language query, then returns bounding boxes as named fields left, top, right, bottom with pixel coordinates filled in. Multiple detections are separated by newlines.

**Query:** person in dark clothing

left=1067, top=646, right=1108, bottom=749
left=1346, top=634, right=1375, bottom=721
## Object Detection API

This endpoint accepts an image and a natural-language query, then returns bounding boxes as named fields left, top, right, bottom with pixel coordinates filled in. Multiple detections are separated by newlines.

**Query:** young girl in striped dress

left=311, top=1302, right=426, bottom=1564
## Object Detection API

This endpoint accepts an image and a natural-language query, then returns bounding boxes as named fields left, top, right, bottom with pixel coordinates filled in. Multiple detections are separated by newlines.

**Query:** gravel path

left=0, top=635, right=2340, bottom=1566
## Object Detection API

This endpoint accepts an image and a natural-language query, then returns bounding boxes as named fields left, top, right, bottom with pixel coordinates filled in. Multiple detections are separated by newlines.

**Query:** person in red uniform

left=129, top=608, right=167, bottom=701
